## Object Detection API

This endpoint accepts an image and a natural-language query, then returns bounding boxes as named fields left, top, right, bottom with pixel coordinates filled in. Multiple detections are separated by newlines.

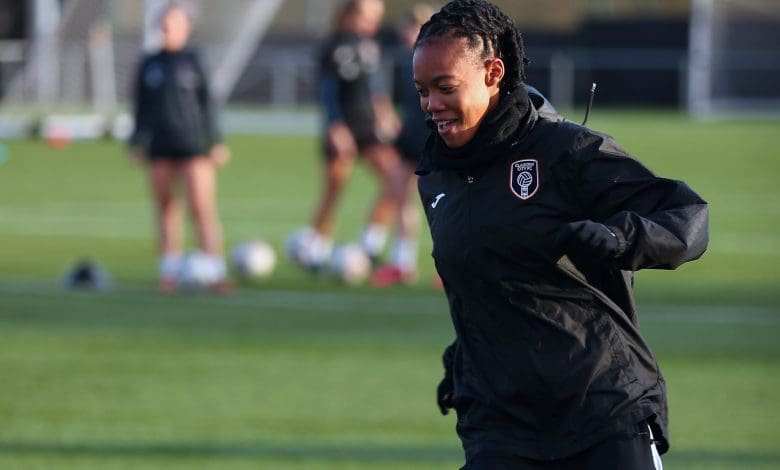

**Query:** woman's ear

left=485, top=58, right=505, bottom=87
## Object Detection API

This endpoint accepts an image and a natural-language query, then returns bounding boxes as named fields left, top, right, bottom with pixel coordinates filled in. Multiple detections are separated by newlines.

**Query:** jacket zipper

left=466, top=175, right=474, bottom=257
left=464, top=174, right=475, bottom=263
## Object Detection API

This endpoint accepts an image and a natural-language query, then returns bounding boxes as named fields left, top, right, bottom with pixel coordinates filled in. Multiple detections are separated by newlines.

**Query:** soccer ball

left=231, top=240, right=276, bottom=280
left=178, top=251, right=217, bottom=289
left=329, top=243, right=371, bottom=285
left=285, top=227, right=332, bottom=270
left=285, top=227, right=315, bottom=265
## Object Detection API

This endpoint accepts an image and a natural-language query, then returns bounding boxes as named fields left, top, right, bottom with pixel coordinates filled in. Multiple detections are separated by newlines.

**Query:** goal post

left=2, top=0, right=285, bottom=111
left=687, top=0, right=780, bottom=118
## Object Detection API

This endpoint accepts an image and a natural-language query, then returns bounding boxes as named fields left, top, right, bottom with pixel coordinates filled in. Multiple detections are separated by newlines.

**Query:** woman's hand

left=437, top=340, right=457, bottom=415
left=327, top=121, right=358, bottom=157
left=128, top=147, right=146, bottom=166
left=209, top=143, right=231, bottom=168
left=437, top=373, right=454, bottom=415
left=372, top=95, right=401, bottom=142
left=555, top=220, right=624, bottom=260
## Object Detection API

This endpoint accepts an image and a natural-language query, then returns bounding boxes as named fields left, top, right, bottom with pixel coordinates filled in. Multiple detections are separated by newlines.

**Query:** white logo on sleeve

left=431, top=193, right=446, bottom=208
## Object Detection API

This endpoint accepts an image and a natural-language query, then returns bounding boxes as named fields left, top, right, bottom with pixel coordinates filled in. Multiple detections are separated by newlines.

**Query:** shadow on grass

left=0, top=441, right=461, bottom=462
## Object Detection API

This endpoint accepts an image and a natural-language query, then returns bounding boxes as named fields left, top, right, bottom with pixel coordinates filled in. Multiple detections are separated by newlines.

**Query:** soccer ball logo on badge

left=510, top=159, right=539, bottom=200
left=329, top=243, right=371, bottom=285
left=231, top=240, right=276, bottom=280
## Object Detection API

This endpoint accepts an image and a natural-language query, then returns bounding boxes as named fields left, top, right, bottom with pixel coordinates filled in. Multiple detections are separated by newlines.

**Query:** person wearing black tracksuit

left=130, top=46, right=221, bottom=160
left=413, top=1, right=709, bottom=469
left=290, top=0, right=406, bottom=272
left=129, top=3, right=230, bottom=293
left=370, top=4, right=435, bottom=287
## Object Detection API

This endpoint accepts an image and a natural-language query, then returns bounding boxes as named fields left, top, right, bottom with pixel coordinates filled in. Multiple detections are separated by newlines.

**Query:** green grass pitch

left=0, top=109, right=779, bottom=469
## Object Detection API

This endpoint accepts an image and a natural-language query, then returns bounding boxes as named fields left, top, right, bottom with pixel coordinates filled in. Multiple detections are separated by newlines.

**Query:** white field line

left=0, top=197, right=309, bottom=214
left=3, top=204, right=780, bottom=255
left=0, top=200, right=307, bottom=240
left=0, top=221, right=293, bottom=240
left=639, top=304, right=780, bottom=326
left=0, top=278, right=447, bottom=316
left=0, top=278, right=778, bottom=325
left=709, top=233, right=780, bottom=256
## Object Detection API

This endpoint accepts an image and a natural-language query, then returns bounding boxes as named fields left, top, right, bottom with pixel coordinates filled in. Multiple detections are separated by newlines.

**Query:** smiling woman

left=412, top=1, right=526, bottom=149
left=413, top=36, right=503, bottom=149
left=411, top=1, right=709, bottom=469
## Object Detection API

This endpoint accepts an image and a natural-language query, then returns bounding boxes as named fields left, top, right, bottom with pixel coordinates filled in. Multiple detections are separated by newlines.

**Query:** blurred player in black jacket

left=129, top=2, right=231, bottom=293
left=371, top=3, right=436, bottom=287
left=292, top=0, right=406, bottom=270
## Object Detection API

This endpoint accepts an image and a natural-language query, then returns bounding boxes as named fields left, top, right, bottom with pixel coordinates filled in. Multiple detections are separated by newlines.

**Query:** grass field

left=1, top=110, right=779, bottom=469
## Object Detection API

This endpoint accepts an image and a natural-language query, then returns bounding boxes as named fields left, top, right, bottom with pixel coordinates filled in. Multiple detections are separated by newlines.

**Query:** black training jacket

left=130, top=48, right=221, bottom=157
left=319, top=32, right=382, bottom=129
left=417, top=93, right=708, bottom=460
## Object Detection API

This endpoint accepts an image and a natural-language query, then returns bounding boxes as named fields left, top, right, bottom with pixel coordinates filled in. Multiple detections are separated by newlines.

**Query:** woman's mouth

left=435, top=119, right=457, bottom=134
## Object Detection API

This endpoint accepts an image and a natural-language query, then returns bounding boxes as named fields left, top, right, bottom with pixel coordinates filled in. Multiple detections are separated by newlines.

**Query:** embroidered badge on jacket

left=510, top=159, right=539, bottom=200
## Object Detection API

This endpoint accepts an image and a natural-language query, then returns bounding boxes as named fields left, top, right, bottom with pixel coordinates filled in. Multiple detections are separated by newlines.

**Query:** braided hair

left=415, top=0, right=528, bottom=91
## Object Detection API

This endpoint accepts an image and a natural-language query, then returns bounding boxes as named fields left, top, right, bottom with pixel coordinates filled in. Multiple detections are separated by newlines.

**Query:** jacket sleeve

left=193, top=53, right=222, bottom=147
left=319, top=75, right=343, bottom=124
left=129, top=56, right=151, bottom=148
left=571, top=131, right=709, bottom=271
left=318, top=40, right=344, bottom=125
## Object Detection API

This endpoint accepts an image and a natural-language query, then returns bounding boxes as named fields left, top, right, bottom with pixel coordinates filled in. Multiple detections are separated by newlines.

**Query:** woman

left=129, top=2, right=230, bottom=293
left=371, top=3, right=436, bottom=287
left=412, top=1, right=709, bottom=468
left=293, top=0, right=405, bottom=270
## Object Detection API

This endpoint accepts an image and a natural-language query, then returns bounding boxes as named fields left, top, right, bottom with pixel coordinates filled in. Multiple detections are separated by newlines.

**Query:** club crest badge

left=510, top=159, right=539, bottom=200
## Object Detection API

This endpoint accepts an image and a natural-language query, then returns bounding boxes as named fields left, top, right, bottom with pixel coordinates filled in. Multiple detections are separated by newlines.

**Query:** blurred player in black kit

left=129, top=1, right=231, bottom=293
left=291, top=0, right=406, bottom=270
left=371, top=3, right=436, bottom=287
left=413, top=1, right=709, bottom=468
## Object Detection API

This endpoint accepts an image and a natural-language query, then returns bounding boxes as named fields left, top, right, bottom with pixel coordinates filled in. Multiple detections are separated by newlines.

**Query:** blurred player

left=129, top=2, right=231, bottom=294
left=371, top=4, right=436, bottom=287
left=292, top=0, right=405, bottom=270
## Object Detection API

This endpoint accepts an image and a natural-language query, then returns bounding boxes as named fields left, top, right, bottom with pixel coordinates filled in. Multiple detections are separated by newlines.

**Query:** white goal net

left=688, top=0, right=780, bottom=118
left=2, top=0, right=283, bottom=111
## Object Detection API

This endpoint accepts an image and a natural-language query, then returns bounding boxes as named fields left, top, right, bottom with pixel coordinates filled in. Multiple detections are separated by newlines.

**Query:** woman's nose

left=425, top=94, right=443, bottom=112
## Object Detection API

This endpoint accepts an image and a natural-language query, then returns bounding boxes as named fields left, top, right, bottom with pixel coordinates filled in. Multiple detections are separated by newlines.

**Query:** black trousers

left=461, top=429, right=662, bottom=470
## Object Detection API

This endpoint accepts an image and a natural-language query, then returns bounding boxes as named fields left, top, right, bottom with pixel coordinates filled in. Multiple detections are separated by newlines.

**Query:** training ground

left=0, top=109, right=778, bottom=469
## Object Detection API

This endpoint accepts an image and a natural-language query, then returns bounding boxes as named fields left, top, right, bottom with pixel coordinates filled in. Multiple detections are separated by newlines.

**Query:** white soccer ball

left=329, top=243, right=371, bottom=285
left=285, top=227, right=315, bottom=265
left=285, top=227, right=333, bottom=270
left=178, top=251, right=217, bottom=289
left=231, top=240, right=276, bottom=280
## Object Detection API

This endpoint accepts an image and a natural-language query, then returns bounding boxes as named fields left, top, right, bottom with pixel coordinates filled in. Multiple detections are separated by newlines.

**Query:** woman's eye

left=416, top=89, right=429, bottom=98
left=440, top=86, right=454, bottom=94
